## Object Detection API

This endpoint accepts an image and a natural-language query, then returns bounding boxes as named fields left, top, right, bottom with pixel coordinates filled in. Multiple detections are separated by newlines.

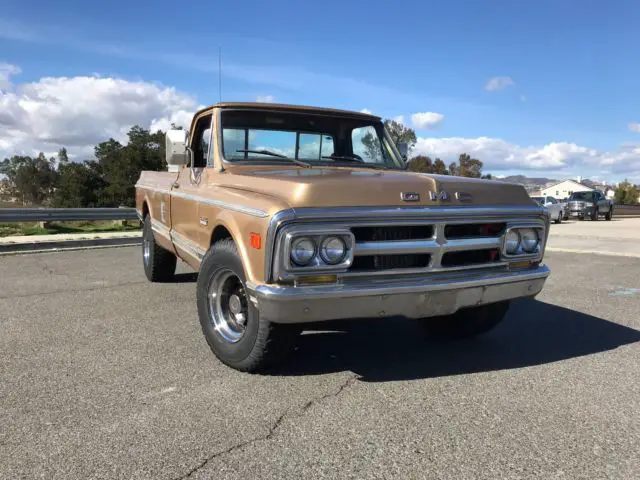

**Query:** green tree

left=54, top=161, right=108, bottom=207
left=433, top=158, right=448, bottom=175
left=408, top=155, right=435, bottom=173
left=614, top=181, right=639, bottom=204
left=384, top=119, right=417, bottom=151
left=362, top=118, right=418, bottom=160
left=57, top=147, right=69, bottom=166
left=96, top=125, right=167, bottom=206
left=456, top=153, right=483, bottom=178
left=0, top=153, right=58, bottom=205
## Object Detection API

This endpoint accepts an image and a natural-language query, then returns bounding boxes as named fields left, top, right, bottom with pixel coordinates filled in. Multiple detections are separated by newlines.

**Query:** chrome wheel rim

left=207, top=269, right=248, bottom=344
left=143, top=236, right=150, bottom=265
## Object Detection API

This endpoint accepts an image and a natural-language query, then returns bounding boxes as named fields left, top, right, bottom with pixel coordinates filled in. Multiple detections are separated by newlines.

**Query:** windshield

left=569, top=192, right=594, bottom=201
left=219, top=109, right=403, bottom=169
left=531, top=196, right=544, bottom=204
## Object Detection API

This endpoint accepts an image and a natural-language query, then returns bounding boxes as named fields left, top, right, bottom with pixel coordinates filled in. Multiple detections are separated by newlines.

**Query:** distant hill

left=497, top=175, right=557, bottom=185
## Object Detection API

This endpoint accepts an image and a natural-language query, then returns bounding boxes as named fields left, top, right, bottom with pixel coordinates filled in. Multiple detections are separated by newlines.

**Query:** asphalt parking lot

left=1, top=222, right=639, bottom=479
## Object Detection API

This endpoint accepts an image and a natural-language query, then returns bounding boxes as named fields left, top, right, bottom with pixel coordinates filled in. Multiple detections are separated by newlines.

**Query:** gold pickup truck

left=135, top=102, right=551, bottom=372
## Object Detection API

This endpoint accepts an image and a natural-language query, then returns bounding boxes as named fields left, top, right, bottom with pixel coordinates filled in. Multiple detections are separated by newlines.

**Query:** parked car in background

left=560, top=198, right=570, bottom=220
left=531, top=195, right=564, bottom=223
left=566, top=191, right=614, bottom=221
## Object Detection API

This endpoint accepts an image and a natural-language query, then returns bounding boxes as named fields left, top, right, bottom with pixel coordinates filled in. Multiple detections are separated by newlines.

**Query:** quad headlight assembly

left=501, top=224, right=545, bottom=258
left=278, top=226, right=355, bottom=278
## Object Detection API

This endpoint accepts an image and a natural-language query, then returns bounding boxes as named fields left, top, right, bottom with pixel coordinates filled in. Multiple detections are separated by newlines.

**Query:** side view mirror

left=397, top=141, right=409, bottom=161
left=166, top=129, right=188, bottom=166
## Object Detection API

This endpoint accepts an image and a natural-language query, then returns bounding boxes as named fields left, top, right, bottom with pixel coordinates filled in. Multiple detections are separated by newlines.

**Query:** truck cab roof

left=193, top=102, right=382, bottom=121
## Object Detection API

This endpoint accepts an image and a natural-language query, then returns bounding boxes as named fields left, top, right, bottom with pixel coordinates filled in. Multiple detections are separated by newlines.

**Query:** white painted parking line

left=546, top=247, right=640, bottom=258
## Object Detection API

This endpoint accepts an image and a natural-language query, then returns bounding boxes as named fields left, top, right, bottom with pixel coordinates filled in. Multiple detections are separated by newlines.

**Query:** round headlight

left=520, top=228, right=539, bottom=253
left=320, top=236, right=347, bottom=264
left=290, top=237, right=316, bottom=266
left=505, top=230, right=520, bottom=254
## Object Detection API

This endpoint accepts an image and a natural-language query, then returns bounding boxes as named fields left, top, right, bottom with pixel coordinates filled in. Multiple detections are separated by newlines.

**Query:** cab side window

left=190, top=114, right=212, bottom=168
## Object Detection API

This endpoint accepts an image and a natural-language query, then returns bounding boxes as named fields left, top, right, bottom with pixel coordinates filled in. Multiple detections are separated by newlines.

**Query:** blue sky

left=1, top=0, right=640, bottom=181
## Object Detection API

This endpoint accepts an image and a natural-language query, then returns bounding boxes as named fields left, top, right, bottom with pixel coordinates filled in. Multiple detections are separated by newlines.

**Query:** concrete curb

left=0, top=235, right=142, bottom=255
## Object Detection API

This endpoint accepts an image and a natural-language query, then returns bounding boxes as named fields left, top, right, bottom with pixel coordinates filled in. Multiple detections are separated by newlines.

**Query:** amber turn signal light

left=249, top=232, right=261, bottom=249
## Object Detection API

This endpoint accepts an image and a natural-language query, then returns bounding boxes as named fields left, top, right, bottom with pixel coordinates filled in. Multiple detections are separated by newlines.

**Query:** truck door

left=170, top=111, right=213, bottom=266
left=595, top=191, right=609, bottom=212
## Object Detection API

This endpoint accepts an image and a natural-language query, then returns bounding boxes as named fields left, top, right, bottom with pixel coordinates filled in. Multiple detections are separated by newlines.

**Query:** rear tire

left=419, top=301, right=511, bottom=339
left=196, top=239, right=300, bottom=373
left=142, top=215, right=176, bottom=282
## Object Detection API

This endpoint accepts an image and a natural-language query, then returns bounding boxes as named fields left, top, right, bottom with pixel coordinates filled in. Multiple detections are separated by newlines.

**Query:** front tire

left=142, top=215, right=176, bottom=282
left=554, top=211, right=562, bottom=224
left=605, top=207, right=613, bottom=221
left=419, top=301, right=511, bottom=339
left=196, top=239, right=300, bottom=373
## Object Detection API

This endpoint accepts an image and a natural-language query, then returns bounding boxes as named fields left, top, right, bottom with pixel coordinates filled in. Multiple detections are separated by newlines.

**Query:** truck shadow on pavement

left=270, top=299, right=640, bottom=382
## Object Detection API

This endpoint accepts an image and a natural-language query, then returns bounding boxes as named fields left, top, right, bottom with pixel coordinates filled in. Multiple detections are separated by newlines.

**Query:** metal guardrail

left=615, top=204, right=640, bottom=216
left=0, top=207, right=139, bottom=223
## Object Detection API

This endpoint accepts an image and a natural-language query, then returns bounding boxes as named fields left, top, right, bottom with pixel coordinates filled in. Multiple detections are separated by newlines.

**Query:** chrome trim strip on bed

left=136, top=183, right=268, bottom=218
left=170, top=190, right=268, bottom=218
left=170, top=230, right=206, bottom=262
left=151, top=219, right=171, bottom=239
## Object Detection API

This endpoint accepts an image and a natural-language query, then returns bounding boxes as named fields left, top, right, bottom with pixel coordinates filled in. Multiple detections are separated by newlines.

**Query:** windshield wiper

left=322, top=155, right=389, bottom=170
left=236, top=149, right=311, bottom=168
left=322, top=155, right=363, bottom=163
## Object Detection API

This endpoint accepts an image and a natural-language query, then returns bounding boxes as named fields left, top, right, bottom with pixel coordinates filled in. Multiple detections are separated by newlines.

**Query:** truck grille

left=350, top=225, right=433, bottom=242
left=351, top=253, right=432, bottom=271
left=444, top=222, right=505, bottom=239
left=269, top=208, right=548, bottom=283
left=346, top=221, right=509, bottom=274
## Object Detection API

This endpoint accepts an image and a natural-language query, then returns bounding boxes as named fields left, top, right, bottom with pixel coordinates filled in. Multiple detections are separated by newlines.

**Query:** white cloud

left=360, top=108, right=373, bottom=115
left=256, top=95, right=275, bottom=103
left=412, top=136, right=640, bottom=181
left=392, top=115, right=405, bottom=124
left=411, top=112, right=444, bottom=130
left=484, top=76, right=515, bottom=92
left=0, top=63, right=21, bottom=90
left=0, top=68, right=200, bottom=160
left=629, top=123, right=640, bottom=133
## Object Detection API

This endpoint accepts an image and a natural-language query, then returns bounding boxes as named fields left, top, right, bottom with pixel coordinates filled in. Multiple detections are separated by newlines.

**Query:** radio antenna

left=218, top=46, right=222, bottom=103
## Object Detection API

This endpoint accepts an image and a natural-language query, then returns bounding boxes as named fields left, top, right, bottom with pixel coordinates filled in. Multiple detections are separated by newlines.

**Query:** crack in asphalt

left=172, top=374, right=358, bottom=480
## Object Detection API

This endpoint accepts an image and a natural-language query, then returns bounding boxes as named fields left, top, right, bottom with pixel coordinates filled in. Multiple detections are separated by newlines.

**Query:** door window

left=191, top=114, right=212, bottom=168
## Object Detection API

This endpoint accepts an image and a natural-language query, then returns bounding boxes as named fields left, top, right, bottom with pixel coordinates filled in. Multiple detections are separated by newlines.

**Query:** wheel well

left=211, top=225, right=233, bottom=246
left=142, top=201, right=150, bottom=219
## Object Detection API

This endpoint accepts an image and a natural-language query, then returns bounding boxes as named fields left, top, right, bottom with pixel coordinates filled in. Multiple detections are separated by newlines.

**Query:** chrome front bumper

left=247, top=265, right=551, bottom=324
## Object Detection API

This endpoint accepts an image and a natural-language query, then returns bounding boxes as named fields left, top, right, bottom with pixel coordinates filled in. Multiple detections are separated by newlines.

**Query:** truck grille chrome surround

left=265, top=206, right=549, bottom=284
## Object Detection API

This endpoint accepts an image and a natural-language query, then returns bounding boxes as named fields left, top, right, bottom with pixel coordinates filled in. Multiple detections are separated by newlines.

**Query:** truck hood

left=221, top=166, right=535, bottom=208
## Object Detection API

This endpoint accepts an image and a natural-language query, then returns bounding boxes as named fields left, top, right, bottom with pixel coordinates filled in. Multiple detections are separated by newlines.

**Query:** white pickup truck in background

left=531, top=195, right=564, bottom=224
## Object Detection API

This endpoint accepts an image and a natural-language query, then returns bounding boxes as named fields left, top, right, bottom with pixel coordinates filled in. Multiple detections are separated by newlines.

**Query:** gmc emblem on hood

left=428, top=191, right=450, bottom=201
left=427, top=191, right=473, bottom=202
left=400, top=192, right=420, bottom=202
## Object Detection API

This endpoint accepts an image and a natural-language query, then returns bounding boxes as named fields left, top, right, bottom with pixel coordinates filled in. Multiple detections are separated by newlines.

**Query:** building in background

left=540, top=180, right=593, bottom=199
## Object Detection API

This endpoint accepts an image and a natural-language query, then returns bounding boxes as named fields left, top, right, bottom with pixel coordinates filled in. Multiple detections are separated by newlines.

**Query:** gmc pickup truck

left=135, top=102, right=551, bottom=372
